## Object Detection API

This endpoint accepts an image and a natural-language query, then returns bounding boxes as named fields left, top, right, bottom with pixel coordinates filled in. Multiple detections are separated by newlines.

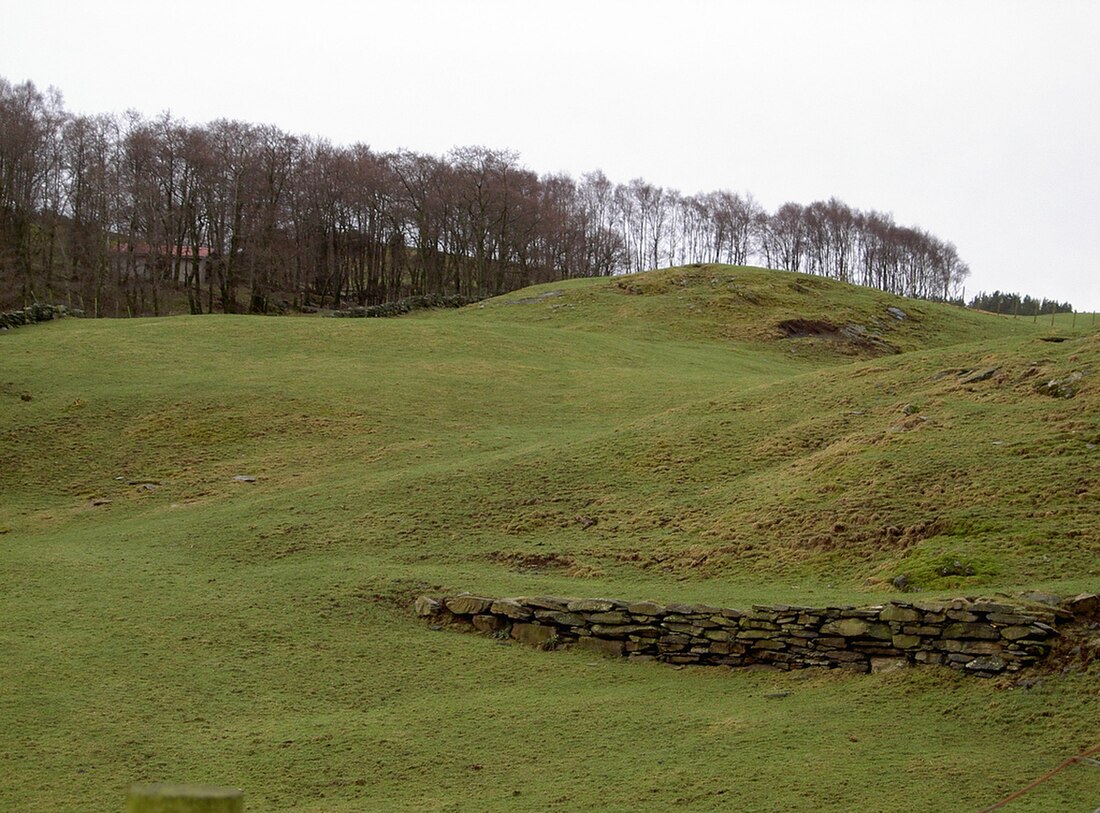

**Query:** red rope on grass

left=978, top=743, right=1100, bottom=812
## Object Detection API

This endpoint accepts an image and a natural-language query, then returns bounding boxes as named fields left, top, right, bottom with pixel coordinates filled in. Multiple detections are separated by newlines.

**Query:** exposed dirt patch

left=486, top=550, right=604, bottom=579
left=489, top=550, right=576, bottom=570
left=777, top=318, right=844, bottom=339
left=776, top=319, right=897, bottom=354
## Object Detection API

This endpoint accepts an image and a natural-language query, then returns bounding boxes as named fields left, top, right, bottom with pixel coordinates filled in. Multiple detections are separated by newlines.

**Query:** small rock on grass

left=232, top=475, right=257, bottom=483
left=959, top=367, right=999, bottom=385
left=1034, top=371, right=1083, bottom=399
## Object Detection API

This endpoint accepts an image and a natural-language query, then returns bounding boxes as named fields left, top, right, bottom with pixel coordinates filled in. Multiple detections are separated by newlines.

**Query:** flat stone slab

left=511, top=623, right=558, bottom=648
left=445, top=595, right=493, bottom=615
left=574, top=636, right=625, bottom=657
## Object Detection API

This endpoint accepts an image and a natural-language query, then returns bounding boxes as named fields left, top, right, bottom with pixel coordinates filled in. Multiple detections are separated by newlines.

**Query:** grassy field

left=2, top=265, right=1098, bottom=811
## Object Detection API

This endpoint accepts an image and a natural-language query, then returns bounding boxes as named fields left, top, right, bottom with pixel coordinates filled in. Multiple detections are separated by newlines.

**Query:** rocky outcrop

left=1034, top=371, right=1084, bottom=399
left=417, top=592, right=1100, bottom=677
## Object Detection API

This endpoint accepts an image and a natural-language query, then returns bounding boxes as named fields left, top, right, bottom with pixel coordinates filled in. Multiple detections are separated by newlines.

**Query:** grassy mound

left=1, top=265, right=1097, bottom=811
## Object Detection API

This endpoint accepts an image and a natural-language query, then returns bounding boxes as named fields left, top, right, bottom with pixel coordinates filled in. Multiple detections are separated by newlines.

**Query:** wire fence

left=978, top=742, right=1100, bottom=812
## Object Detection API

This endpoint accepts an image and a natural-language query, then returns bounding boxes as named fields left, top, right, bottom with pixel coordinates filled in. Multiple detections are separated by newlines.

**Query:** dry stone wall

left=327, top=293, right=482, bottom=318
left=0, top=303, right=76, bottom=330
left=416, top=592, right=1100, bottom=677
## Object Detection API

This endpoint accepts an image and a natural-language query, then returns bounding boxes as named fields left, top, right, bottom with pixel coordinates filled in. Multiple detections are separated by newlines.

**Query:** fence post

left=126, top=784, right=243, bottom=812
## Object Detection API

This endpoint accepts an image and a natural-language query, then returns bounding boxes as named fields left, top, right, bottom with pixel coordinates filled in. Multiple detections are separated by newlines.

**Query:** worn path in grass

left=2, top=266, right=1098, bottom=810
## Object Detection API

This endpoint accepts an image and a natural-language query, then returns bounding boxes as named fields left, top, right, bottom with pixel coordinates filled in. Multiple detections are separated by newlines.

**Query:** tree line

left=967, top=291, right=1073, bottom=316
left=1, top=75, right=971, bottom=317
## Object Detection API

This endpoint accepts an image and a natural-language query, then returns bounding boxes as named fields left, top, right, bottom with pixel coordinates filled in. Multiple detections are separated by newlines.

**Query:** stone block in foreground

left=127, top=784, right=243, bottom=813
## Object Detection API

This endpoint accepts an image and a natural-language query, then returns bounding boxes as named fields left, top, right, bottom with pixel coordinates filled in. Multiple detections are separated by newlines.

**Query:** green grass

left=2, top=265, right=1098, bottom=811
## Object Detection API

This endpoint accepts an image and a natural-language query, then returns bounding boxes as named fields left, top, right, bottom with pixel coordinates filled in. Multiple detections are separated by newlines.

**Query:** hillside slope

left=478, top=265, right=1034, bottom=353
left=1, top=265, right=1097, bottom=812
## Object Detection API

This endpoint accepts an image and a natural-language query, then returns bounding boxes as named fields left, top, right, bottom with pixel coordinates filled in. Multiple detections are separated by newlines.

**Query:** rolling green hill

left=2, top=265, right=1097, bottom=811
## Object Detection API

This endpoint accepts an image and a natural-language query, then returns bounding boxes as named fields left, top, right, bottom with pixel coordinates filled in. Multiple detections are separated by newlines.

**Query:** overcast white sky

left=2, top=0, right=1098, bottom=308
